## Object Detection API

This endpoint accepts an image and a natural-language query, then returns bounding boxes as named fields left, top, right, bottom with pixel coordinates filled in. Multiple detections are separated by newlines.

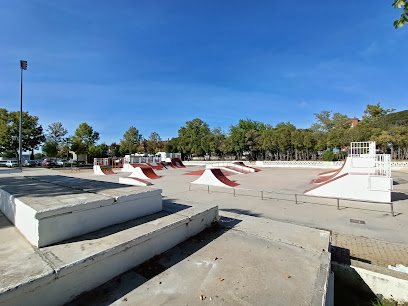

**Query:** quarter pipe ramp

left=191, top=168, right=240, bottom=188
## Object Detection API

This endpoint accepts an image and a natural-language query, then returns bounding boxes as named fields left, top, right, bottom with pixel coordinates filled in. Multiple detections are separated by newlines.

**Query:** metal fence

left=188, top=183, right=395, bottom=217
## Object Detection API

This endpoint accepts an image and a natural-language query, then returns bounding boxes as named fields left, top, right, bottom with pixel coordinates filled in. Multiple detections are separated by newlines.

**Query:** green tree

left=42, top=140, right=58, bottom=157
left=46, top=122, right=68, bottom=158
left=245, top=129, right=264, bottom=160
left=275, top=122, right=295, bottom=160
left=363, top=103, right=394, bottom=120
left=120, top=126, right=142, bottom=155
left=146, top=132, right=162, bottom=154
left=209, top=128, right=227, bottom=157
left=229, top=119, right=267, bottom=157
left=312, top=111, right=350, bottom=132
left=46, top=122, right=67, bottom=144
left=70, top=123, right=99, bottom=158
left=178, top=118, right=211, bottom=156
left=165, top=137, right=179, bottom=153
left=291, top=129, right=304, bottom=160
left=87, top=143, right=108, bottom=162
left=263, top=128, right=278, bottom=160
left=109, top=142, right=121, bottom=157
left=393, top=0, right=408, bottom=28
left=0, top=109, right=45, bottom=159
left=34, top=152, right=43, bottom=160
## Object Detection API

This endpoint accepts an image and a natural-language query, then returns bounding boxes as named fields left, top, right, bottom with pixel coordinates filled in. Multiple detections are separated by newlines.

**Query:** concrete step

left=0, top=175, right=162, bottom=247
left=69, top=212, right=333, bottom=306
left=0, top=200, right=218, bottom=306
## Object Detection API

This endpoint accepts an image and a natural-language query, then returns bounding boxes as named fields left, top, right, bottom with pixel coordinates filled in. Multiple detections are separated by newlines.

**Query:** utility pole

left=19, top=60, right=28, bottom=170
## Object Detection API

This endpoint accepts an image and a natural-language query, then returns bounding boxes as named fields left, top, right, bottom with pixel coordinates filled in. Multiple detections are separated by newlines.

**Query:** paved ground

left=5, top=165, right=408, bottom=270
left=332, top=233, right=408, bottom=268
left=68, top=212, right=331, bottom=306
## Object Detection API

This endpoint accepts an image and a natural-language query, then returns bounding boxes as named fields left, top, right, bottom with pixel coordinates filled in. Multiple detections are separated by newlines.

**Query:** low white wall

left=332, top=262, right=408, bottom=303
left=184, top=160, right=343, bottom=168
left=184, top=160, right=408, bottom=170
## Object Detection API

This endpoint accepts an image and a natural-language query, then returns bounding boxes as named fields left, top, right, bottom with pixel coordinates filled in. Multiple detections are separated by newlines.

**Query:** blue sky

left=0, top=1, right=407, bottom=144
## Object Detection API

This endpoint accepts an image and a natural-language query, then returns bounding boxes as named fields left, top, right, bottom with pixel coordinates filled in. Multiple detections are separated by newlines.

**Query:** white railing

left=93, top=157, right=125, bottom=168
left=375, top=154, right=391, bottom=177
left=350, top=141, right=376, bottom=157
left=126, top=156, right=161, bottom=164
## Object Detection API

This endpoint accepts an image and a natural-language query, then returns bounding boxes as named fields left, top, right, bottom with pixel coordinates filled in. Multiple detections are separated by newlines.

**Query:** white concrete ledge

left=0, top=176, right=162, bottom=247
left=0, top=202, right=219, bottom=306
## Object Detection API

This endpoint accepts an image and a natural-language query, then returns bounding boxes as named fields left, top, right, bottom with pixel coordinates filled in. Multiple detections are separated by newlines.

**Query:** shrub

left=322, top=150, right=337, bottom=161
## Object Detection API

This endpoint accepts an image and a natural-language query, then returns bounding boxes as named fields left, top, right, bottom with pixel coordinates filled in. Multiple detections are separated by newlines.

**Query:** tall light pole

left=19, top=60, right=27, bottom=171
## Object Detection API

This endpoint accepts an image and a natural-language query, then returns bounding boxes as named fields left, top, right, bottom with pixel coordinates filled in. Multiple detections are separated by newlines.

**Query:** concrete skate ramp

left=119, top=177, right=152, bottom=186
left=224, top=166, right=252, bottom=174
left=305, top=173, right=393, bottom=203
left=130, top=167, right=161, bottom=180
left=191, top=168, right=240, bottom=188
left=93, top=165, right=116, bottom=175
left=146, top=163, right=164, bottom=170
left=171, top=158, right=185, bottom=168
left=161, top=162, right=176, bottom=169
left=184, top=169, right=236, bottom=176
left=312, top=158, right=348, bottom=184
left=233, top=161, right=261, bottom=172
left=131, top=163, right=151, bottom=169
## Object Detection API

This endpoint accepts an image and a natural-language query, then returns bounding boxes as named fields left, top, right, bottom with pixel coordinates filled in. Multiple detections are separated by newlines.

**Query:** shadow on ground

left=392, top=191, right=408, bottom=202
left=67, top=214, right=242, bottom=306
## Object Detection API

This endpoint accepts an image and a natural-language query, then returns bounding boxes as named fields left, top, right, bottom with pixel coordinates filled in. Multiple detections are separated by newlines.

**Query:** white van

left=6, top=160, right=18, bottom=167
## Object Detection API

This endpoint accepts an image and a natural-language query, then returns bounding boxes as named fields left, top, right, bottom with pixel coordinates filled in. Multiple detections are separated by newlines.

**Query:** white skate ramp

left=191, top=168, right=239, bottom=188
left=306, top=142, right=392, bottom=203
left=93, top=165, right=116, bottom=175
left=129, top=167, right=160, bottom=180
left=305, top=173, right=392, bottom=203
left=119, top=177, right=152, bottom=186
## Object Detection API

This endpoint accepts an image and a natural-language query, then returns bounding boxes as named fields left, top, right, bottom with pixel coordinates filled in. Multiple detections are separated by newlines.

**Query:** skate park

left=0, top=142, right=408, bottom=305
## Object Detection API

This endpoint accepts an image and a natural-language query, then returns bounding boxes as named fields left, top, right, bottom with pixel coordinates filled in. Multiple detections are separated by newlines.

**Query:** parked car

left=56, top=159, right=71, bottom=167
left=42, top=159, right=56, bottom=168
left=23, top=160, right=36, bottom=167
left=6, top=160, right=18, bottom=168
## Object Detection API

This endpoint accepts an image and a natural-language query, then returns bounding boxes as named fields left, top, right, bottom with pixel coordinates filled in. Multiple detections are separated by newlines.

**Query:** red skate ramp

left=312, top=159, right=347, bottom=184
left=184, top=169, right=205, bottom=176
left=233, top=162, right=261, bottom=172
left=94, top=165, right=116, bottom=175
left=159, top=162, right=168, bottom=169
left=224, top=166, right=252, bottom=174
left=131, top=163, right=151, bottom=169
left=164, top=162, right=176, bottom=169
left=184, top=169, right=236, bottom=176
left=130, top=167, right=161, bottom=180
left=191, top=168, right=240, bottom=188
left=171, top=158, right=186, bottom=168
left=147, top=163, right=164, bottom=170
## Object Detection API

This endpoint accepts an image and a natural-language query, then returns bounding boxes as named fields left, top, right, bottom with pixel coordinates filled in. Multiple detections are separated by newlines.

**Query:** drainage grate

left=350, top=219, right=366, bottom=225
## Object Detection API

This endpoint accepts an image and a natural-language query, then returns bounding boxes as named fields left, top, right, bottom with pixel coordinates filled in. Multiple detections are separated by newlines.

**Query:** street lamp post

left=19, top=60, right=27, bottom=171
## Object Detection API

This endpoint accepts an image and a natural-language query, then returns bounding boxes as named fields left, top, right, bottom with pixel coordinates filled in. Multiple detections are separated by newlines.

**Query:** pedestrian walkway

left=331, top=232, right=408, bottom=268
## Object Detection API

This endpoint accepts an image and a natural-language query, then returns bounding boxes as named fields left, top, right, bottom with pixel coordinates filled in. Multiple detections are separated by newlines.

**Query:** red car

left=41, top=159, right=56, bottom=168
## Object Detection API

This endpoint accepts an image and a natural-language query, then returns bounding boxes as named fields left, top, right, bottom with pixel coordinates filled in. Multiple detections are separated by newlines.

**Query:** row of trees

left=1, top=103, right=407, bottom=162
left=0, top=108, right=167, bottom=162
left=165, top=104, right=408, bottom=161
